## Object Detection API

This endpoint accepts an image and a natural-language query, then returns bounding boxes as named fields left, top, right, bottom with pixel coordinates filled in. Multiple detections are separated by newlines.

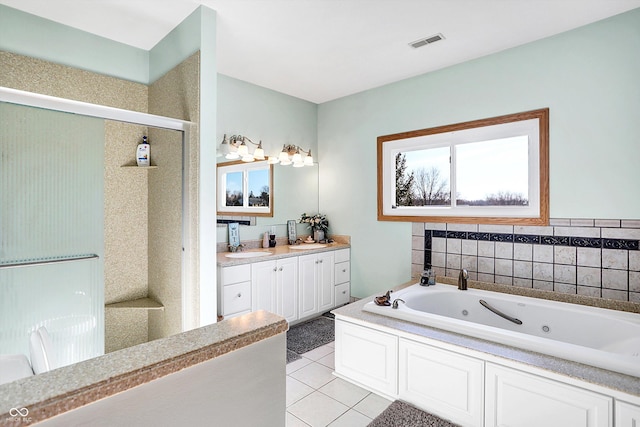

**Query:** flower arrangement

left=299, top=212, right=329, bottom=233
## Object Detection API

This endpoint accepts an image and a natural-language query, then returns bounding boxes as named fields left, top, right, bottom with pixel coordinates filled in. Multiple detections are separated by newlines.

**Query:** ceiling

left=2, top=0, right=640, bottom=103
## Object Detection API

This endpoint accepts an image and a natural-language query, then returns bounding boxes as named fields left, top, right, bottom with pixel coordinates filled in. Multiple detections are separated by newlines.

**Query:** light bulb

left=304, top=151, right=314, bottom=166
left=267, top=156, right=279, bottom=164
left=238, top=141, right=249, bottom=157
left=253, top=141, right=265, bottom=160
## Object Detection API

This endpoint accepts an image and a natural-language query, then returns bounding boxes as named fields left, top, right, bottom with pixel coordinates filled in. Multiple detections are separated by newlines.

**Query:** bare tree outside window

left=413, top=166, right=450, bottom=206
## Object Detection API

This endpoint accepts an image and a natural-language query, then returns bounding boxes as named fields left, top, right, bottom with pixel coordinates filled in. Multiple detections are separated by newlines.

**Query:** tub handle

left=479, top=299, right=523, bottom=325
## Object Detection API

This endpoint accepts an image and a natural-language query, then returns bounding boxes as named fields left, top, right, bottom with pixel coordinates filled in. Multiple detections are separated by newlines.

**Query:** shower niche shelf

left=105, top=297, right=164, bottom=311
left=120, top=164, right=158, bottom=169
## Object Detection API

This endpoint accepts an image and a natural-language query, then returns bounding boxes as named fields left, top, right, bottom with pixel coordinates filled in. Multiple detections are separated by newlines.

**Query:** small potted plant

left=299, top=213, right=329, bottom=242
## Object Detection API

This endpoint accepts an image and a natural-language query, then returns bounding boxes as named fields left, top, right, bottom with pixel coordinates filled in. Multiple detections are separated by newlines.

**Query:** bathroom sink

left=225, top=251, right=271, bottom=258
left=288, top=244, right=327, bottom=250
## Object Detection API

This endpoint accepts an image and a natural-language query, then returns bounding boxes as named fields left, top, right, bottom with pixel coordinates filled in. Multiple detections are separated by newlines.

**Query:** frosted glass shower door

left=0, top=102, right=105, bottom=367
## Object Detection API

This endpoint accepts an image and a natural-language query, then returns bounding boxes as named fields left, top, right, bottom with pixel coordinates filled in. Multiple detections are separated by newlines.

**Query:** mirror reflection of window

left=224, top=171, right=243, bottom=207
left=247, top=168, right=269, bottom=207
left=455, top=136, right=529, bottom=206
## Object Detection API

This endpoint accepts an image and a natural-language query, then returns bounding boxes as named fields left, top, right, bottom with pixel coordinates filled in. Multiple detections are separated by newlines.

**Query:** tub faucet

left=392, top=299, right=405, bottom=309
left=458, top=269, right=468, bottom=290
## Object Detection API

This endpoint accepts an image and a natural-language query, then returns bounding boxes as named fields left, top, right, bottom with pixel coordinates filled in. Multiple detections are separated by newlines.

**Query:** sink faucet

left=228, top=244, right=245, bottom=253
left=458, top=269, right=468, bottom=290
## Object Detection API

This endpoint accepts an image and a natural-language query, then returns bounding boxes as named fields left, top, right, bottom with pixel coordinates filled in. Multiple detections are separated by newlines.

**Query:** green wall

left=0, top=4, right=149, bottom=83
left=318, top=8, right=640, bottom=298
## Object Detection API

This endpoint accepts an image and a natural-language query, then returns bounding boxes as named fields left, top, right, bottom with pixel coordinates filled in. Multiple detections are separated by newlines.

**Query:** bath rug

left=286, top=316, right=334, bottom=357
left=322, top=310, right=335, bottom=319
left=367, top=400, right=461, bottom=427
left=287, top=349, right=302, bottom=363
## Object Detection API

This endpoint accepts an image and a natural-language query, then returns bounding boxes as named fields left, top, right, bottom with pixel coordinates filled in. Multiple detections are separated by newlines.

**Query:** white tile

left=478, top=273, right=495, bottom=283
left=555, top=283, right=577, bottom=294
left=478, top=224, right=513, bottom=233
left=577, top=267, right=601, bottom=287
left=424, top=222, right=446, bottom=230
left=478, top=241, right=495, bottom=258
left=290, top=362, right=336, bottom=389
left=412, top=222, right=425, bottom=236
left=495, top=259, right=512, bottom=276
left=446, top=254, right=461, bottom=270
left=447, top=238, right=462, bottom=254
left=287, top=356, right=314, bottom=374
left=462, top=255, right=477, bottom=272
left=555, top=226, right=599, bottom=238
left=432, top=237, right=446, bottom=252
left=302, top=344, right=334, bottom=361
left=287, top=412, right=312, bottom=427
left=515, top=225, right=553, bottom=235
left=578, top=286, right=601, bottom=298
left=549, top=218, right=570, bottom=226
left=533, top=280, right=553, bottom=291
left=495, top=275, right=513, bottom=285
left=602, top=249, right=628, bottom=270
left=352, top=393, right=393, bottom=419
left=495, top=242, right=513, bottom=259
left=328, top=409, right=372, bottom=427
left=533, top=245, right=553, bottom=263
left=319, top=378, right=371, bottom=407
left=595, top=219, right=620, bottom=228
left=411, top=235, right=424, bottom=251
left=570, top=219, right=594, bottom=227
left=431, top=251, right=446, bottom=268
left=621, top=220, right=640, bottom=229
left=288, top=391, right=349, bottom=427
left=447, top=223, right=477, bottom=232
left=602, top=228, right=640, bottom=239
left=554, top=246, right=576, bottom=265
left=287, top=376, right=315, bottom=407
left=513, top=261, right=532, bottom=279
left=554, top=264, right=576, bottom=284
left=630, top=251, right=640, bottom=272
left=513, top=278, right=532, bottom=288
left=602, top=269, right=628, bottom=291
left=513, top=243, right=532, bottom=261
left=577, top=248, right=601, bottom=268
left=630, top=272, right=640, bottom=292
left=533, top=263, right=553, bottom=281
left=477, top=257, right=494, bottom=274
left=317, top=353, right=335, bottom=370
left=461, top=240, right=478, bottom=256
left=602, top=289, right=627, bottom=301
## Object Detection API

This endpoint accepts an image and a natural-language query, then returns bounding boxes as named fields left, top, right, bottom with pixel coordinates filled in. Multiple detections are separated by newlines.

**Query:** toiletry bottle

left=136, top=136, right=150, bottom=167
left=263, top=232, right=269, bottom=248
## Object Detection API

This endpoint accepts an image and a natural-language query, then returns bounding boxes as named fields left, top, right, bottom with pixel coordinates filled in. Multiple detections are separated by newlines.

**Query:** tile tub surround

left=0, top=311, right=287, bottom=425
left=413, top=219, right=640, bottom=303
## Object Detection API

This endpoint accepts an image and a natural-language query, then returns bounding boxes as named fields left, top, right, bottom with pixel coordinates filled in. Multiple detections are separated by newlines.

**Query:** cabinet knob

left=315, top=260, right=318, bottom=264
left=342, top=269, right=346, bottom=272
left=319, top=260, right=323, bottom=263
left=279, top=267, right=283, bottom=271
left=237, top=293, right=242, bottom=298
left=342, top=290, right=346, bottom=294
left=273, top=267, right=278, bottom=272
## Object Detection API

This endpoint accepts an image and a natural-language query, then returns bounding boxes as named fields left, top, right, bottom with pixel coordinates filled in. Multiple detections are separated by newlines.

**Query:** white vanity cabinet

left=298, top=251, right=335, bottom=319
left=251, top=258, right=298, bottom=323
left=484, top=363, right=612, bottom=427
left=615, top=401, right=640, bottom=427
left=217, top=264, right=252, bottom=319
left=335, top=320, right=398, bottom=397
left=334, top=249, right=351, bottom=306
left=399, top=338, right=484, bottom=427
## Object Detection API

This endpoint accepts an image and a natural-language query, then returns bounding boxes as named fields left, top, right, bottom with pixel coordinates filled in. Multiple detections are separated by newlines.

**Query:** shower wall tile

left=412, top=218, right=640, bottom=303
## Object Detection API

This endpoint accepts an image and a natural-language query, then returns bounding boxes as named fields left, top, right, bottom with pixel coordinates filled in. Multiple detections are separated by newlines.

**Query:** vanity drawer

left=222, top=281, right=251, bottom=315
left=335, top=261, right=350, bottom=285
left=334, top=248, right=350, bottom=263
left=335, top=283, right=350, bottom=306
left=221, top=264, right=251, bottom=285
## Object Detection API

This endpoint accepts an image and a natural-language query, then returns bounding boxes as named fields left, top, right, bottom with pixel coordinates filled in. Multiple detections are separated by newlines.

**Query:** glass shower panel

left=0, top=102, right=104, bottom=367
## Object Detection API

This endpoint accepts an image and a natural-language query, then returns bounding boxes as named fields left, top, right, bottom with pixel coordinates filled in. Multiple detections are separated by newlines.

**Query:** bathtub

left=363, top=283, right=640, bottom=377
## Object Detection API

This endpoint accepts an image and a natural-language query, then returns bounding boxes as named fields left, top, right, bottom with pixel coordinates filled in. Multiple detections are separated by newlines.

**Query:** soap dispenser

left=136, top=136, right=150, bottom=167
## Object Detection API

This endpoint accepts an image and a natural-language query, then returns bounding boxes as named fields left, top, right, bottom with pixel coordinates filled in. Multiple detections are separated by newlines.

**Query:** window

left=378, top=109, right=549, bottom=225
left=217, top=160, right=273, bottom=216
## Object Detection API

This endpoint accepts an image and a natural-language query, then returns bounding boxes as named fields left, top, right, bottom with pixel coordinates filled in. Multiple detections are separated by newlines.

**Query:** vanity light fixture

left=219, top=134, right=314, bottom=166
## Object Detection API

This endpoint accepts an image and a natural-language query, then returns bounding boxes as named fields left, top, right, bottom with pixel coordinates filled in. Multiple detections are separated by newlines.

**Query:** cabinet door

left=298, top=254, right=318, bottom=319
left=317, top=251, right=335, bottom=313
left=277, top=257, right=298, bottom=323
left=335, top=283, right=350, bottom=306
left=251, top=260, right=276, bottom=313
left=616, top=401, right=640, bottom=427
left=222, top=281, right=252, bottom=317
left=399, top=338, right=484, bottom=427
left=485, top=363, right=612, bottom=427
left=335, top=320, right=398, bottom=397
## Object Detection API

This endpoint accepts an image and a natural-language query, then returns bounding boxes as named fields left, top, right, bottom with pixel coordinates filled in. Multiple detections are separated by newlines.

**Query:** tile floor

left=286, top=341, right=393, bottom=427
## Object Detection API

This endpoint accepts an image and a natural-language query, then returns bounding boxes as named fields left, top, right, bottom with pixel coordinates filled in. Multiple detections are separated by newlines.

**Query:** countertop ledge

left=217, top=242, right=350, bottom=266
left=333, top=281, right=640, bottom=399
left=0, top=311, right=288, bottom=425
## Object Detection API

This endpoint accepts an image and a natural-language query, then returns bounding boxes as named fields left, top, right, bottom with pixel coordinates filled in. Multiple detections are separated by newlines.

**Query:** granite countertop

left=333, top=281, right=640, bottom=399
left=0, top=311, right=287, bottom=425
left=217, top=242, right=350, bottom=266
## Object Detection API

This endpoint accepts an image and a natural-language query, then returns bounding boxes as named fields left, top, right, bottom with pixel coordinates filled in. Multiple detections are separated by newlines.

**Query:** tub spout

left=458, top=269, right=468, bottom=290
left=392, top=299, right=405, bottom=309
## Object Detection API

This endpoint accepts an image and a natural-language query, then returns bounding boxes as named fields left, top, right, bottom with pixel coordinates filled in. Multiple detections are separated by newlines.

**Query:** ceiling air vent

left=409, top=33, right=445, bottom=49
